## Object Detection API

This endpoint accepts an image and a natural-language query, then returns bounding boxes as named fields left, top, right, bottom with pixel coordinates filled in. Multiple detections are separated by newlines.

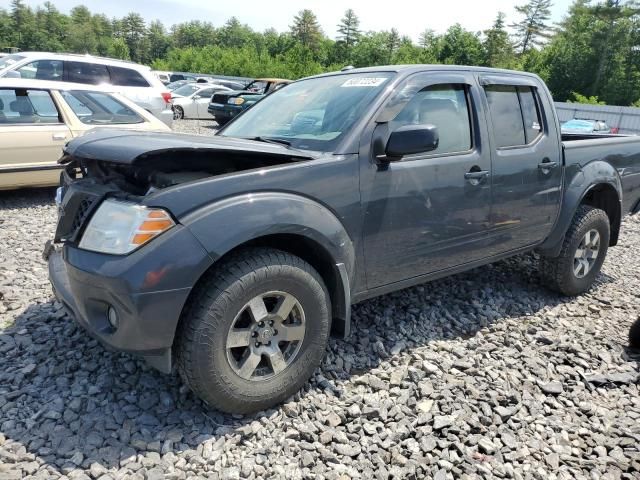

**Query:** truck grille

left=211, top=93, right=231, bottom=104
left=54, top=180, right=113, bottom=244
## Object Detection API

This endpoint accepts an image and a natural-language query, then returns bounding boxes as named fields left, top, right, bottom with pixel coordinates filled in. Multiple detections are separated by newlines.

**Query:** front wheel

left=176, top=248, right=331, bottom=414
left=540, top=205, right=610, bottom=296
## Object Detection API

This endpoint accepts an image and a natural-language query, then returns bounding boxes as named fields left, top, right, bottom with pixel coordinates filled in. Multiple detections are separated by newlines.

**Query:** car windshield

left=220, top=72, right=395, bottom=152
left=173, top=84, right=201, bottom=97
left=0, top=54, right=25, bottom=71
left=61, top=90, right=144, bottom=125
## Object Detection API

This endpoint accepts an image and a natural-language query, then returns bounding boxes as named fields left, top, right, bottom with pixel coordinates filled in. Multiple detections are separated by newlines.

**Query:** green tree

left=483, top=12, right=516, bottom=67
left=290, top=9, right=323, bottom=51
left=568, top=92, right=607, bottom=104
left=511, top=0, right=553, bottom=54
left=121, top=13, right=147, bottom=62
left=108, top=37, right=130, bottom=60
left=148, top=20, right=171, bottom=61
left=437, top=24, right=484, bottom=65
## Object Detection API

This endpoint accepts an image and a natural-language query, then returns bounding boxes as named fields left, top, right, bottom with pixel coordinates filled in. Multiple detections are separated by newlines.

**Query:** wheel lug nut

left=273, top=329, right=278, bottom=335
left=266, top=341, right=271, bottom=346
left=259, top=321, right=265, bottom=327
left=269, top=320, right=274, bottom=326
left=255, top=342, right=261, bottom=347
left=252, top=331, right=258, bottom=337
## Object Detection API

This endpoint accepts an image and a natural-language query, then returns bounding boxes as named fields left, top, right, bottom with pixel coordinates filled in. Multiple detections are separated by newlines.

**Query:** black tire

left=215, top=117, right=229, bottom=127
left=176, top=248, right=331, bottom=414
left=540, top=205, right=610, bottom=296
left=629, top=318, right=640, bottom=349
left=173, top=106, right=184, bottom=120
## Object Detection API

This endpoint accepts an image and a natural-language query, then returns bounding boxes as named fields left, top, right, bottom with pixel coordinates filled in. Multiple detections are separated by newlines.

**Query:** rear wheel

left=176, top=248, right=331, bottom=414
left=173, top=106, right=184, bottom=120
left=540, top=205, right=610, bottom=296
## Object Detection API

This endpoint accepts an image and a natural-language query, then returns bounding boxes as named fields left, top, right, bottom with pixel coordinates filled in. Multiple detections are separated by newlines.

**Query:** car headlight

left=228, top=97, right=245, bottom=105
left=79, top=199, right=175, bottom=255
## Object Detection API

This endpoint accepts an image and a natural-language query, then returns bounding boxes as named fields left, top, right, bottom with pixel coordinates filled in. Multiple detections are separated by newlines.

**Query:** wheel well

left=179, top=234, right=349, bottom=340
left=581, top=184, right=621, bottom=246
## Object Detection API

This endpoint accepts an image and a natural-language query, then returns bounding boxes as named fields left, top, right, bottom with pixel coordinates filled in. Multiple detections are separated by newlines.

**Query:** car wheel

left=173, top=106, right=184, bottom=120
left=540, top=205, right=610, bottom=296
left=176, top=247, right=331, bottom=414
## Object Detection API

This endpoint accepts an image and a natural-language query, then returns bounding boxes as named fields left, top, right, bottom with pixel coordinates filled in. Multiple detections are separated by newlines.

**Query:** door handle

left=52, top=133, right=67, bottom=141
left=538, top=160, right=558, bottom=171
left=464, top=170, right=490, bottom=180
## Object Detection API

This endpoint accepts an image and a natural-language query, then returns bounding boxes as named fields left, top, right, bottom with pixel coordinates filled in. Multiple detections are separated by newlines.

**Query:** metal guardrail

left=555, top=102, right=640, bottom=135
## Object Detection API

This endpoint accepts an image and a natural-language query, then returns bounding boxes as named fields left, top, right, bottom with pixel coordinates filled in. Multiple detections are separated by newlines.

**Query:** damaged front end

left=53, top=129, right=316, bottom=244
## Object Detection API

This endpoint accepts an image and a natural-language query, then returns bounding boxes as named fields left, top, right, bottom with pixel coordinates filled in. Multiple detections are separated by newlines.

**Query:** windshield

left=220, top=72, right=395, bottom=152
left=173, top=84, right=201, bottom=97
left=0, top=54, right=25, bottom=71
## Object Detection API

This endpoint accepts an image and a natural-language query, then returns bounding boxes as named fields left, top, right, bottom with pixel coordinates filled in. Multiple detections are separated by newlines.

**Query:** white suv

left=0, top=52, right=173, bottom=126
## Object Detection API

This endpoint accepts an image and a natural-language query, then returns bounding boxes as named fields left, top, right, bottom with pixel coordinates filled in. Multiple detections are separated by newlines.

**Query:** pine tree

left=483, top=12, right=515, bottom=67
left=290, top=9, right=323, bottom=51
left=511, top=0, right=553, bottom=54
left=337, top=9, right=360, bottom=47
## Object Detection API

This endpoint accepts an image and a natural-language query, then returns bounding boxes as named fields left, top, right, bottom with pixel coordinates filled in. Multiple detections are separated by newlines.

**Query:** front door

left=479, top=77, right=563, bottom=252
left=0, top=87, right=70, bottom=188
left=360, top=72, right=494, bottom=288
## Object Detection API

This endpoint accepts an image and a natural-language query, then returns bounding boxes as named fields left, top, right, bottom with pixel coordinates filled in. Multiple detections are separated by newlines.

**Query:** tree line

left=2, top=0, right=640, bottom=106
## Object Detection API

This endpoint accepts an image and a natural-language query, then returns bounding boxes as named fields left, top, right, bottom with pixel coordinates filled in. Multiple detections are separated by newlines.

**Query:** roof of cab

left=305, top=64, right=541, bottom=80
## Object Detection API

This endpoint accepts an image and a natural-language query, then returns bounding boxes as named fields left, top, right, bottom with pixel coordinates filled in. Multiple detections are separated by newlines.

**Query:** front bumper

left=208, top=103, right=243, bottom=121
left=47, top=225, right=212, bottom=373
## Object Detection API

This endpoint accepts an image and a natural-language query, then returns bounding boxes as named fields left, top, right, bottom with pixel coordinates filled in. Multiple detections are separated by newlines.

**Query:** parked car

left=171, top=83, right=232, bottom=120
left=561, top=118, right=613, bottom=135
left=169, top=72, right=198, bottom=83
left=0, top=52, right=173, bottom=126
left=208, top=78, right=291, bottom=125
left=0, top=79, right=170, bottom=189
left=152, top=70, right=171, bottom=85
left=47, top=65, right=640, bottom=413
left=166, top=80, right=195, bottom=91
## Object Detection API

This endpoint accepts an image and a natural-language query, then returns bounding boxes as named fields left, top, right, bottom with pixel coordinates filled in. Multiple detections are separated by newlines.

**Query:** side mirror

left=384, top=124, right=439, bottom=160
left=5, top=70, right=21, bottom=79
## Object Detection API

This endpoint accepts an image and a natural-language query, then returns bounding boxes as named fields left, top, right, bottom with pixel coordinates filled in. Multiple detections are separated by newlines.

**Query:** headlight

left=228, top=97, right=245, bottom=105
left=79, top=199, right=175, bottom=255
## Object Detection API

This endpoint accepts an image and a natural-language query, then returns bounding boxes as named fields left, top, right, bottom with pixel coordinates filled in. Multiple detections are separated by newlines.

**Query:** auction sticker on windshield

left=341, top=77, right=388, bottom=87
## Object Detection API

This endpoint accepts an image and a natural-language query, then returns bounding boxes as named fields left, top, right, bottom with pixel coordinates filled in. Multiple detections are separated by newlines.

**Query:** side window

left=197, top=89, right=214, bottom=98
left=0, top=88, right=60, bottom=124
left=60, top=91, right=144, bottom=125
left=65, top=61, right=110, bottom=85
left=518, top=87, right=542, bottom=143
left=389, top=84, right=472, bottom=155
left=484, top=85, right=543, bottom=148
left=16, top=60, right=63, bottom=81
left=109, top=66, right=150, bottom=87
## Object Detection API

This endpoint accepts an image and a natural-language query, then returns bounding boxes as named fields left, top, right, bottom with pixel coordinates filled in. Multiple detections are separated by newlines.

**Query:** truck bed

left=562, top=134, right=640, bottom=215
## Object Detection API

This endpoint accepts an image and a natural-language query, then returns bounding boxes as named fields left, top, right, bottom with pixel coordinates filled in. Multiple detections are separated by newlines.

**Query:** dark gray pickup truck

left=46, top=65, right=640, bottom=413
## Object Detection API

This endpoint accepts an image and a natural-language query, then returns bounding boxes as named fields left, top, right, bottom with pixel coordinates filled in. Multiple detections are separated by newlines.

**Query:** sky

left=9, top=0, right=574, bottom=42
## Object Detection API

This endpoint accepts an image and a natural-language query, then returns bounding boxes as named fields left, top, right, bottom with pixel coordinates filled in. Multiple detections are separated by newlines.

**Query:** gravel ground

left=0, top=120, right=639, bottom=479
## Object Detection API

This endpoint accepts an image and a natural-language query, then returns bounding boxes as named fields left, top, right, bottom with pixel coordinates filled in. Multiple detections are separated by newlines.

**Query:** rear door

left=0, top=87, right=71, bottom=188
left=479, top=76, right=562, bottom=252
left=360, top=72, right=494, bottom=288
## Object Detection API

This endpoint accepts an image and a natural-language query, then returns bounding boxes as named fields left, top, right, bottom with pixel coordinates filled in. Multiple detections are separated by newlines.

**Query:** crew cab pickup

left=46, top=66, right=640, bottom=414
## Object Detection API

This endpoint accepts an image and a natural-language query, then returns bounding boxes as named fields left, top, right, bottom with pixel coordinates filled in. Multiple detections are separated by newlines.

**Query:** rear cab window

left=0, top=88, right=61, bottom=124
left=60, top=91, right=144, bottom=125
left=16, top=60, right=63, bottom=81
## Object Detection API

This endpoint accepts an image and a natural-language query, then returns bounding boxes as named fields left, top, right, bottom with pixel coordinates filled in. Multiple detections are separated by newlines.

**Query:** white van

left=0, top=52, right=173, bottom=126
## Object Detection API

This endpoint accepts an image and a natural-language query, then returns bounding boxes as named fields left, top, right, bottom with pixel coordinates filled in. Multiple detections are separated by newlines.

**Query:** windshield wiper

left=249, top=136, right=292, bottom=147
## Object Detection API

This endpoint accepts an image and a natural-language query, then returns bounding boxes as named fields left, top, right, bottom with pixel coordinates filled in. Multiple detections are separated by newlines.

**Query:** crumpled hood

left=60, top=129, right=315, bottom=165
